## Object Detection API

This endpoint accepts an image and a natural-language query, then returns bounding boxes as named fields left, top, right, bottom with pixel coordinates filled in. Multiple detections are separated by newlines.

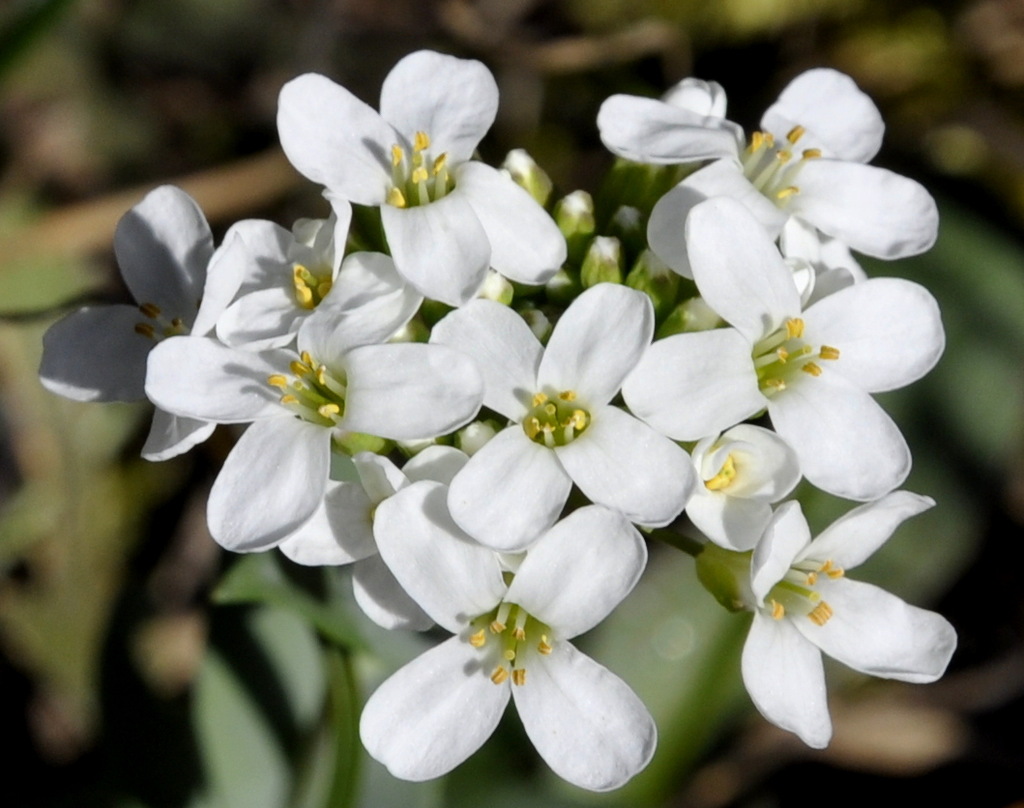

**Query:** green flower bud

left=626, top=249, right=681, bottom=321
left=656, top=296, right=723, bottom=339
left=502, top=149, right=554, bottom=207
left=580, top=236, right=623, bottom=288
left=695, top=543, right=753, bottom=613
left=554, top=190, right=595, bottom=265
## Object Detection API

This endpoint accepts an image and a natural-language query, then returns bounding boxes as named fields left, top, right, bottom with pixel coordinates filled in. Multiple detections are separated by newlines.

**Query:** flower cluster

left=39, top=53, right=956, bottom=789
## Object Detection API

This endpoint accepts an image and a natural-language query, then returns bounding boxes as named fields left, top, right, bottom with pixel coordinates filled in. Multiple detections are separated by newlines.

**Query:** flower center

left=751, top=317, right=840, bottom=396
left=704, top=453, right=737, bottom=491
left=133, top=302, right=189, bottom=342
left=467, top=601, right=552, bottom=687
left=386, top=131, right=454, bottom=209
left=522, top=390, right=591, bottom=448
left=292, top=263, right=333, bottom=310
left=764, top=557, right=845, bottom=626
left=742, top=126, right=821, bottom=208
left=267, top=350, right=347, bottom=427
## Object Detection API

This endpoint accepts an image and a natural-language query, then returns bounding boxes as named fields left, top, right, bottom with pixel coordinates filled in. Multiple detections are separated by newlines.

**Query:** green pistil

left=522, top=390, right=591, bottom=448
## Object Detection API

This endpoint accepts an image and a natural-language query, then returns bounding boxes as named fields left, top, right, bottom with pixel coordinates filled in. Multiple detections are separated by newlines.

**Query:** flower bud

left=626, top=249, right=680, bottom=321
left=581, top=236, right=623, bottom=288
left=502, top=149, right=554, bottom=207
left=554, top=190, right=595, bottom=265
left=655, top=296, right=722, bottom=338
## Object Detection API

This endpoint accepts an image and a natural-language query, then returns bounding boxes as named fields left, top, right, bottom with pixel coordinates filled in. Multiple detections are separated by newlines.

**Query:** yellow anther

left=290, top=360, right=310, bottom=376
left=300, top=351, right=314, bottom=366
left=544, top=403, right=557, bottom=417
left=318, top=403, right=340, bottom=418
left=537, top=635, right=553, bottom=655
left=171, top=317, right=184, bottom=329
left=491, top=666, right=509, bottom=685
left=503, top=649, right=516, bottom=662
left=571, top=410, right=587, bottom=430
left=763, top=377, right=786, bottom=391
left=524, top=417, right=541, bottom=439
left=512, top=669, right=527, bottom=686
left=807, top=602, right=834, bottom=626
left=558, top=390, right=577, bottom=401
left=764, top=132, right=775, bottom=147
left=806, top=571, right=818, bottom=586
left=704, top=454, right=737, bottom=491
left=294, top=286, right=314, bottom=308
left=387, top=187, right=407, bottom=208
left=820, top=560, right=845, bottom=579
left=749, top=131, right=765, bottom=151
left=802, top=148, right=822, bottom=160
left=787, top=125, right=805, bottom=144
left=513, top=627, right=526, bottom=641
left=770, top=599, right=786, bottom=620
left=317, top=280, right=332, bottom=299
left=267, top=374, right=288, bottom=388
left=316, top=365, right=327, bottom=385
left=469, top=629, right=486, bottom=647
left=134, top=323, right=156, bottom=339
left=280, top=394, right=299, bottom=405
left=801, top=362, right=823, bottom=377
left=819, top=345, right=840, bottom=360
left=786, top=318, right=805, bottom=339
left=776, top=149, right=792, bottom=163
left=411, top=166, right=429, bottom=185
left=391, top=144, right=404, bottom=166
left=432, top=153, right=448, bottom=174
left=775, top=186, right=800, bottom=200
left=490, top=620, right=506, bottom=634
left=414, top=131, right=430, bottom=152
left=776, top=347, right=789, bottom=363
left=139, top=302, right=161, bottom=318
left=532, top=392, right=548, bottom=406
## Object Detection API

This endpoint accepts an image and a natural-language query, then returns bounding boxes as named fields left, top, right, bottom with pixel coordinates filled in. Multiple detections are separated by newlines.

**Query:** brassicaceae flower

left=363, top=485, right=656, bottom=791
left=277, top=50, right=566, bottom=306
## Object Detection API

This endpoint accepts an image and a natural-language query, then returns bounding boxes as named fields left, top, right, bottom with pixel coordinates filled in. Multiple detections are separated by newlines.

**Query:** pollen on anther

left=134, top=323, right=156, bottom=339
left=387, top=187, right=407, bottom=208
left=749, top=131, right=765, bottom=151
left=776, top=150, right=792, bottom=163
left=411, top=166, right=429, bottom=185
left=538, top=635, right=552, bottom=655
left=513, top=627, right=526, bottom=641
left=819, top=345, right=840, bottom=360
left=391, top=144, right=404, bottom=166
left=432, top=153, right=447, bottom=174
left=267, top=374, right=288, bottom=388
left=776, top=186, right=800, bottom=200
left=803, top=148, right=822, bottom=160
left=558, top=390, right=577, bottom=401
left=139, top=302, right=161, bottom=319
left=801, top=362, right=823, bottom=377
left=512, top=669, right=527, bottom=686
left=787, top=125, right=805, bottom=144
left=414, top=131, right=430, bottom=151
left=806, top=571, right=818, bottom=586
left=280, top=394, right=299, bottom=405
left=490, top=620, right=506, bottom=634
left=290, top=360, right=310, bottom=376
left=776, top=347, right=789, bottom=362
left=770, top=599, right=785, bottom=620
left=469, top=629, right=486, bottom=647
left=532, top=392, right=548, bottom=406
left=318, top=403, right=340, bottom=418
left=786, top=318, right=805, bottom=339
left=490, top=666, right=509, bottom=685
left=808, top=602, right=834, bottom=626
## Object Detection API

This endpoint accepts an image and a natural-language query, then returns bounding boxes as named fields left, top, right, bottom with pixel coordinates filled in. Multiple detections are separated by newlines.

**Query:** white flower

left=688, top=424, right=800, bottom=551
left=144, top=303, right=483, bottom=552
left=431, top=283, right=695, bottom=551
left=362, top=485, right=656, bottom=791
left=730, top=493, right=957, bottom=748
left=39, top=185, right=226, bottom=460
left=601, top=68, right=938, bottom=275
left=277, top=50, right=566, bottom=306
left=622, top=197, right=944, bottom=501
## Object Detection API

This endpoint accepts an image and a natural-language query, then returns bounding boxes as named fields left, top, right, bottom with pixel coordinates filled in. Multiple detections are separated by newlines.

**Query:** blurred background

left=1, top=0, right=1023, bottom=806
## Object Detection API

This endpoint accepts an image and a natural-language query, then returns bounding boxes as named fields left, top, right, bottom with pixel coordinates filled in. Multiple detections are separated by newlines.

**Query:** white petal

left=193, top=224, right=276, bottom=337
left=711, top=423, right=801, bottom=500
left=507, top=505, right=646, bottom=638
left=742, top=612, right=831, bottom=748
left=796, top=578, right=956, bottom=683
left=538, top=284, right=653, bottom=406
left=803, top=277, right=944, bottom=393
left=804, top=491, right=935, bottom=572
left=207, top=418, right=328, bottom=552
left=513, top=642, right=657, bottom=791
left=277, top=480, right=377, bottom=565
left=751, top=501, right=811, bottom=603
left=218, top=287, right=303, bottom=350
left=761, top=69, right=884, bottom=162
left=683, top=160, right=789, bottom=236
left=40, top=305, right=152, bottom=402
left=597, top=94, right=739, bottom=163
left=686, top=197, right=800, bottom=342
left=791, top=161, right=938, bottom=259
left=430, top=299, right=541, bottom=420
left=455, top=162, right=565, bottom=284
left=402, top=445, right=469, bottom=486
left=115, top=186, right=212, bottom=315
left=360, top=634, right=509, bottom=781
left=373, top=481, right=506, bottom=633
left=353, top=452, right=408, bottom=504
left=686, top=490, right=773, bottom=552
left=622, top=329, right=763, bottom=441
left=447, top=427, right=571, bottom=552
left=342, top=343, right=483, bottom=440
left=277, top=74, right=393, bottom=205
left=646, top=182, right=704, bottom=278
left=768, top=373, right=910, bottom=501
left=145, top=337, right=286, bottom=422
left=555, top=405, right=692, bottom=526
left=379, top=51, right=497, bottom=163
left=351, top=554, right=434, bottom=631
left=141, top=410, right=215, bottom=461
left=661, top=77, right=729, bottom=118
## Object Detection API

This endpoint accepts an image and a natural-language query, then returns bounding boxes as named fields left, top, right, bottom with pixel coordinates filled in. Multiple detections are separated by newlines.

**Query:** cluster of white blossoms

left=39, top=51, right=957, bottom=790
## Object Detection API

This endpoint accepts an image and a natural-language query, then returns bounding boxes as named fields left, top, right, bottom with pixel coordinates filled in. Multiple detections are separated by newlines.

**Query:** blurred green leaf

left=0, top=0, right=76, bottom=81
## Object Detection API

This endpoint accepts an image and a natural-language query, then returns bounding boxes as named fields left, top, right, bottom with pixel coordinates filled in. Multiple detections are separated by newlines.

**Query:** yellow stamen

left=776, top=347, right=790, bottom=363
left=820, top=560, right=845, bottom=579
left=532, top=392, right=548, bottom=406
left=775, top=186, right=799, bottom=200
left=387, top=187, right=406, bottom=208
left=819, top=345, right=840, bottom=360
left=570, top=410, right=587, bottom=430
left=411, top=166, right=428, bottom=185
left=391, top=144, right=404, bottom=166
left=170, top=317, right=184, bottom=329
left=491, top=666, right=509, bottom=685
left=802, top=362, right=822, bottom=377
left=134, top=323, right=155, bottom=338
left=512, top=669, right=527, bottom=686
left=807, top=602, right=833, bottom=626
left=763, top=378, right=786, bottom=391
left=806, top=571, right=818, bottom=586
left=139, top=302, right=161, bottom=318
left=749, top=131, right=765, bottom=151
left=294, top=286, right=314, bottom=308
left=558, top=390, right=576, bottom=401
left=704, top=454, right=737, bottom=491
left=290, top=360, right=310, bottom=376
left=786, top=318, right=805, bottom=339
left=524, top=417, right=541, bottom=439
left=770, top=599, right=785, bottom=620
left=414, top=131, right=430, bottom=152
left=490, top=620, right=506, bottom=634
left=267, top=375, right=288, bottom=388
left=280, top=394, right=299, bottom=405
left=776, top=149, right=792, bottom=163
left=316, top=365, right=327, bottom=385
left=318, top=403, right=340, bottom=418
left=787, top=125, right=805, bottom=144
left=537, top=635, right=552, bottom=655
left=300, top=351, right=314, bottom=366
left=469, top=629, right=486, bottom=647
left=513, top=627, right=526, bottom=641
left=802, top=148, right=822, bottom=159
left=432, top=153, right=447, bottom=174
